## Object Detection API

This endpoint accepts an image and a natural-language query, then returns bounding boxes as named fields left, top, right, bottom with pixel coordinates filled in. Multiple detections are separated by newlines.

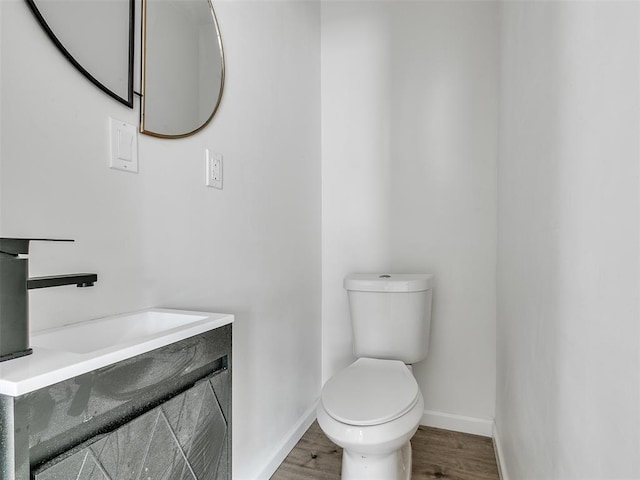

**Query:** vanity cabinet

left=0, top=324, right=231, bottom=480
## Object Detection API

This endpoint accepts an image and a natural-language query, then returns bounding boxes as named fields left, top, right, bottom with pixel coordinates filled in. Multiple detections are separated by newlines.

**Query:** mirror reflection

left=141, top=0, right=224, bottom=138
left=25, top=0, right=225, bottom=138
left=26, top=0, right=134, bottom=107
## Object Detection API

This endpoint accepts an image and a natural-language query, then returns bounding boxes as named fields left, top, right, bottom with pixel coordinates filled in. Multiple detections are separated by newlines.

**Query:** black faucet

left=0, top=238, right=98, bottom=362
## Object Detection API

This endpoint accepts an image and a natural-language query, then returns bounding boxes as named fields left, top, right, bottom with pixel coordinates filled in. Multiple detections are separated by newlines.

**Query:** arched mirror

left=141, top=0, right=224, bottom=138
left=25, top=0, right=135, bottom=107
left=24, top=0, right=225, bottom=138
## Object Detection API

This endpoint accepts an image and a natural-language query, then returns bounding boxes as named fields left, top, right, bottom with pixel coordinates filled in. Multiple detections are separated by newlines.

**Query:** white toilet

left=317, top=273, right=434, bottom=480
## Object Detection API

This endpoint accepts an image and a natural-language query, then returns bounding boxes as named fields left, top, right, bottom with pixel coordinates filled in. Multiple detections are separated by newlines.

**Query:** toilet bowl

left=317, top=357, right=425, bottom=480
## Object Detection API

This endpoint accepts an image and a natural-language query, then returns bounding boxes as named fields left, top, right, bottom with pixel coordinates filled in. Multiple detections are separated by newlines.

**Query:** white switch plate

left=206, top=149, right=223, bottom=189
left=109, top=118, right=138, bottom=173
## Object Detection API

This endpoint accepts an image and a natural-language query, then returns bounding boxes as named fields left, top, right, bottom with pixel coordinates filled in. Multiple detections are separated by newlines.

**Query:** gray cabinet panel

left=33, top=370, right=230, bottom=480
left=32, top=449, right=110, bottom=480
left=89, top=409, right=157, bottom=480
left=0, top=325, right=231, bottom=480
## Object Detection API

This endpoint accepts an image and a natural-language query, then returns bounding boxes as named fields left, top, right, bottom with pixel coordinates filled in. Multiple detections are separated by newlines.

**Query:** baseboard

left=420, top=409, right=494, bottom=437
left=255, top=401, right=318, bottom=480
left=492, top=422, right=509, bottom=480
left=254, top=405, right=494, bottom=478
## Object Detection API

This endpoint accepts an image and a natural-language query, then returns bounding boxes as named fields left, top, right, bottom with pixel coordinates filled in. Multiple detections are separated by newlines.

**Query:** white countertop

left=0, top=308, right=233, bottom=397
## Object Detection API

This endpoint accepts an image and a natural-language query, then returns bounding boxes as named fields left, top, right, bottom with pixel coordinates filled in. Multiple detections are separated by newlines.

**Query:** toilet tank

left=344, top=273, right=434, bottom=364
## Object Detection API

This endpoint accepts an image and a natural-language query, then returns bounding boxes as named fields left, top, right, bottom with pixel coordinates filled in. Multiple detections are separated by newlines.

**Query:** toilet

left=317, top=273, right=434, bottom=480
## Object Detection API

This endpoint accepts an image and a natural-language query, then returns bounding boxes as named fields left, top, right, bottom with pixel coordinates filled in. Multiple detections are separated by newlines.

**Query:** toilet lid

left=321, top=358, right=420, bottom=426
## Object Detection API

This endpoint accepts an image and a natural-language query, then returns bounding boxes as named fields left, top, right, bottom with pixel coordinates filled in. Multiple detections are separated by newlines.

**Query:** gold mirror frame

left=140, top=0, right=225, bottom=139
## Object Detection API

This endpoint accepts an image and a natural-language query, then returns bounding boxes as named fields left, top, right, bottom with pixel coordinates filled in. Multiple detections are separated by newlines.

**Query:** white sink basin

left=32, top=309, right=210, bottom=354
left=0, top=308, right=233, bottom=396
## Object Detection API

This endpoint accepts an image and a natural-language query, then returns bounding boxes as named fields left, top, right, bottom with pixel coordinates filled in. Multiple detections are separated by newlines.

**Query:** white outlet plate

left=109, top=118, right=138, bottom=173
left=206, top=149, right=223, bottom=189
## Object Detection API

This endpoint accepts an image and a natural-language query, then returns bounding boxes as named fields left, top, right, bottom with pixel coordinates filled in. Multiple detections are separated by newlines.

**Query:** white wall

left=322, top=1, right=499, bottom=433
left=496, top=2, right=640, bottom=478
left=1, top=0, right=149, bottom=325
left=142, top=2, right=322, bottom=478
left=0, top=1, right=321, bottom=479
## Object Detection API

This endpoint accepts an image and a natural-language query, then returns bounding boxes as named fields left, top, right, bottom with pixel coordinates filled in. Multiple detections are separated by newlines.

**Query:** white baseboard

left=492, top=422, right=509, bottom=480
left=255, top=401, right=318, bottom=480
left=254, top=405, right=495, bottom=478
left=420, top=409, right=494, bottom=437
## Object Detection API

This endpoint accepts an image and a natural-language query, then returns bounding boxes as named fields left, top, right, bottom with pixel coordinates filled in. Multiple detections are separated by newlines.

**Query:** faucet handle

left=0, top=238, right=74, bottom=255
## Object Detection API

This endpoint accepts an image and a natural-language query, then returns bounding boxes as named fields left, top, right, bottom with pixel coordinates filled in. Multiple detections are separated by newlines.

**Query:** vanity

left=0, top=309, right=233, bottom=480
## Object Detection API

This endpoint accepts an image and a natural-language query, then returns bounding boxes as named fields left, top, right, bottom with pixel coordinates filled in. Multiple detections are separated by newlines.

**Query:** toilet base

left=341, top=440, right=412, bottom=480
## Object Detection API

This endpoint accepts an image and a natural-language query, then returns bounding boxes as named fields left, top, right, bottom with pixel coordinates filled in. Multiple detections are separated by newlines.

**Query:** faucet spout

left=27, top=273, right=98, bottom=290
left=0, top=238, right=98, bottom=362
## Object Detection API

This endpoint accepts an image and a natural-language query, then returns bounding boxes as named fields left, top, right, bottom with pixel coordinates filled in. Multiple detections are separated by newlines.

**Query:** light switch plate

left=109, top=118, right=138, bottom=173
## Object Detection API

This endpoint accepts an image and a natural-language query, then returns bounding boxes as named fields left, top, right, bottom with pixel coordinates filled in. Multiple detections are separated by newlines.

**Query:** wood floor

left=271, top=421, right=500, bottom=480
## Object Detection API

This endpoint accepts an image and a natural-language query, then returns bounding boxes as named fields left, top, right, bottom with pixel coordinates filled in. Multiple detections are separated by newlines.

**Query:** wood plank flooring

left=271, top=421, right=500, bottom=480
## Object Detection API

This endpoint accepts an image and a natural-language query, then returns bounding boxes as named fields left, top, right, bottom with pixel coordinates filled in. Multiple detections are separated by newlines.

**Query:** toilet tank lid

left=344, top=273, right=434, bottom=292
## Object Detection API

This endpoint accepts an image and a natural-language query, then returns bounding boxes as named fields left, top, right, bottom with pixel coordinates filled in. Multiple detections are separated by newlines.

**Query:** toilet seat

left=321, top=357, right=420, bottom=426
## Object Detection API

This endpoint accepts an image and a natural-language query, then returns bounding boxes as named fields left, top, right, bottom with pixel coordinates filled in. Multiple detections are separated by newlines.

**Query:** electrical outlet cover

left=206, top=149, right=223, bottom=189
